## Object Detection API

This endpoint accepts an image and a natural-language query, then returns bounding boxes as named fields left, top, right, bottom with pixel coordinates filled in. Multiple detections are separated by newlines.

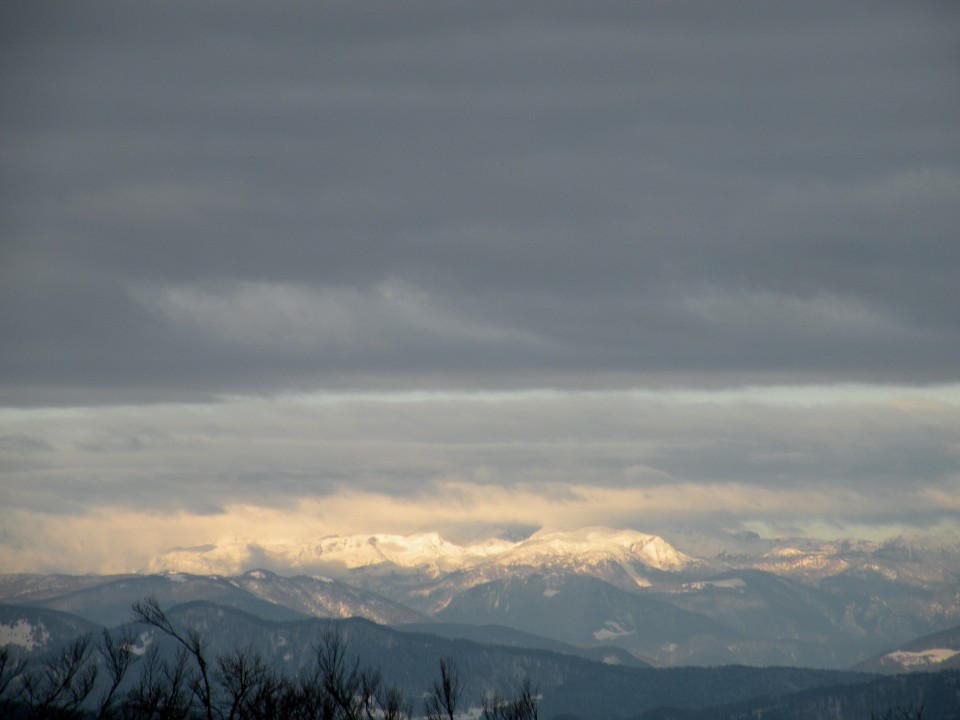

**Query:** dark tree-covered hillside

left=0, top=597, right=539, bottom=720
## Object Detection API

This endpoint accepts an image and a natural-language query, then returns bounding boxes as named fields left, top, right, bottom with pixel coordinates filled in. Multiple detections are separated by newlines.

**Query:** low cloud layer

left=2, top=387, right=958, bottom=573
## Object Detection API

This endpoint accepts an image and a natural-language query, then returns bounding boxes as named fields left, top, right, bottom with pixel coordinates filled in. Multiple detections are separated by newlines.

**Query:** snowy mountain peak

left=313, top=531, right=471, bottom=571
left=304, top=527, right=694, bottom=576
left=149, top=527, right=695, bottom=577
left=506, top=527, right=693, bottom=572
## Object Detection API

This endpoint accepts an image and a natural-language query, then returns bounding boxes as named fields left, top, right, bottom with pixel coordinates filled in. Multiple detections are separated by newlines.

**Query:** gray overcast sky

left=1, top=2, right=959, bottom=573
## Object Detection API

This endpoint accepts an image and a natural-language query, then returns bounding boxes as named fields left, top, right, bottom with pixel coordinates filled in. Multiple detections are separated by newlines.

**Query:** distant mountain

left=152, top=526, right=696, bottom=579
left=641, top=569, right=867, bottom=667
left=657, top=570, right=839, bottom=640
left=855, top=625, right=960, bottom=674
left=317, top=528, right=698, bottom=616
left=483, top=527, right=695, bottom=574
left=3, top=526, right=959, bottom=670
left=394, top=621, right=649, bottom=667
left=12, top=572, right=309, bottom=626
left=666, top=530, right=960, bottom=587
left=436, top=573, right=739, bottom=664
left=146, top=527, right=960, bottom=593
left=0, top=573, right=140, bottom=604
left=228, top=568, right=429, bottom=625
left=0, top=569, right=428, bottom=628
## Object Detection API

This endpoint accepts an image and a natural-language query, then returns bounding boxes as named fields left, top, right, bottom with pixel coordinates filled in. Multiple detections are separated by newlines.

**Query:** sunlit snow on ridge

left=593, top=621, right=634, bottom=641
left=150, top=526, right=694, bottom=577
left=886, top=648, right=960, bottom=669
left=685, top=577, right=746, bottom=591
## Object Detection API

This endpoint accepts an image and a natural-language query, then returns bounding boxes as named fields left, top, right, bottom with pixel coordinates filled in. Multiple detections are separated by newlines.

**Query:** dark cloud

left=2, top=1, right=959, bottom=404
left=3, top=388, right=957, bottom=515
left=1, top=386, right=957, bottom=571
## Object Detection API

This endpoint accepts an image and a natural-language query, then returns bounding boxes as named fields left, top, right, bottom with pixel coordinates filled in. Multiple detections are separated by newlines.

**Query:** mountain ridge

left=3, top=526, right=959, bottom=670
left=3, top=599, right=888, bottom=720
left=148, top=526, right=696, bottom=578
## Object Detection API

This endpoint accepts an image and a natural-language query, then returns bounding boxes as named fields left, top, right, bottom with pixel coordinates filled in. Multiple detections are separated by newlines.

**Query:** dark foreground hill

left=631, top=670, right=960, bottom=720
left=0, top=600, right=895, bottom=720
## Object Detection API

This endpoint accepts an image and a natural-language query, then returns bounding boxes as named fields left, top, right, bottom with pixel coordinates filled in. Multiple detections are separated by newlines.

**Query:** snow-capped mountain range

left=3, top=526, right=960, bottom=670
left=149, top=526, right=695, bottom=579
left=147, top=525, right=960, bottom=596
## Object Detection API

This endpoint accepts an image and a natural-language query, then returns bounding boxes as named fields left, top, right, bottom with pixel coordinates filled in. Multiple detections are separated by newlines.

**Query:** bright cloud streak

left=2, top=476, right=957, bottom=575
left=2, top=385, right=958, bottom=574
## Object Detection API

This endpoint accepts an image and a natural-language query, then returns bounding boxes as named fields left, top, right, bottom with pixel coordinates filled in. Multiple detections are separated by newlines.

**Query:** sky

left=1, top=1, right=959, bottom=575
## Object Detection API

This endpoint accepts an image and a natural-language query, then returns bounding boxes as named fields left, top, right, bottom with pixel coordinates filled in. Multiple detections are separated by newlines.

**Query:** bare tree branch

left=132, top=597, right=214, bottom=720
left=425, top=657, right=462, bottom=720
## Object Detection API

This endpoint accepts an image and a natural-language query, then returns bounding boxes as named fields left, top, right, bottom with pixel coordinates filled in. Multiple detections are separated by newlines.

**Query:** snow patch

left=248, top=570, right=267, bottom=579
left=127, top=631, right=153, bottom=656
left=543, top=588, right=559, bottom=598
left=593, top=621, right=634, bottom=641
left=686, top=577, right=746, bottom=591
left=618, top=558, right=653, bottom=588
left=887, top=648, right=960, bottom=669
left=0, top=619, right=49, bottom=650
